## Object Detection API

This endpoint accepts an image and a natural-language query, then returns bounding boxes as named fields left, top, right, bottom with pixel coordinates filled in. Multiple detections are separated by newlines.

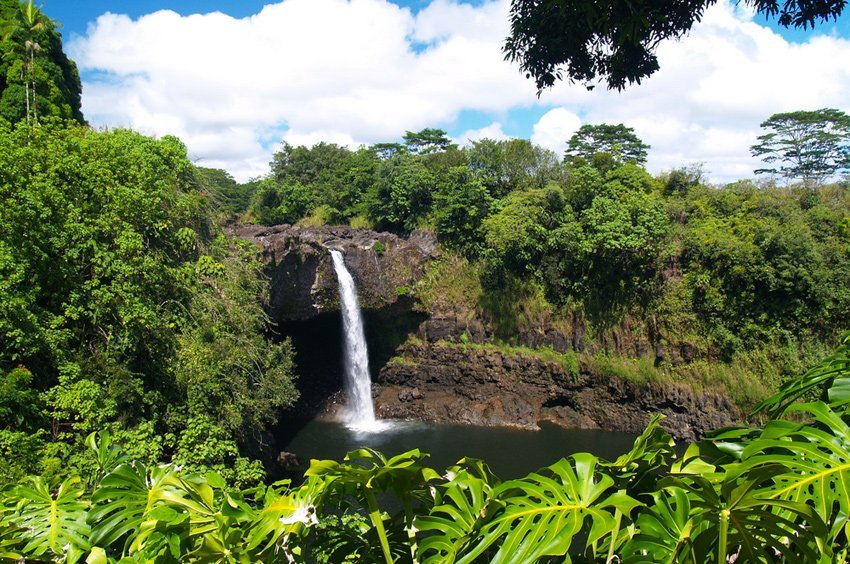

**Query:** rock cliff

left=235, top=224, right=437, bottom=321
left=374, top=342, right=741, bottom=442
left=238, top=225, right=742, bottom=439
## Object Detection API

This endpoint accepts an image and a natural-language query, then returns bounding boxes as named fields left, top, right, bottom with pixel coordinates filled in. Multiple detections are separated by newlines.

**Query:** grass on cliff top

left=416, top=255, right=482, bottom=313
left=416, top=254, right=571, bottom=341
left=392, top=337, right=813, bottom=410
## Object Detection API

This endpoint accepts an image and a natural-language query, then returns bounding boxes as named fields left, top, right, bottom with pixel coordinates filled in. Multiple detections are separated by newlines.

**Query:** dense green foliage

left=751, top=107, right=850, bottom=184
left=679, top=181, right=850, bottom=352
left=0, top=120, right=297, bottom=484
left=243, top=128, right=849, bottom=364
left=503, top=0, right=847, bottom=91
left=194, top=167, right=255, bottom=215
left=2, top=337, right=850, bottom=562
left=0, top=0, right=83, bottom=124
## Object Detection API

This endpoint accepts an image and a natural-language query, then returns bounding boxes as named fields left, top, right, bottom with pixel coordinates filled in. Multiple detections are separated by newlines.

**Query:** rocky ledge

left=374, top=342, right=742, bottom=442
left=235, top=225, right=437, bottom=321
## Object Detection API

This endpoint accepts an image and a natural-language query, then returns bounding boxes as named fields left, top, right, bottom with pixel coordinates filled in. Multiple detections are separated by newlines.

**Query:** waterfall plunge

left=329, top=249, right=385, bottom=431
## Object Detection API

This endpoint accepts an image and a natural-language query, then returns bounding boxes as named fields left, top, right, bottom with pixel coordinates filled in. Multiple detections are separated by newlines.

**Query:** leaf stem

left=718, top=508, right=729, bottom=564
left=364, top=488, right=393, bottom=564
left=607, top=507, right=622, bottom=563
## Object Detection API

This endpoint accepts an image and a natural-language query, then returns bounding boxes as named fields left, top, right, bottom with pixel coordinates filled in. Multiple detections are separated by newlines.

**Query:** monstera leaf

left=88, top=462, right=195, bottom=556
left=416, top=458, right=501, bottom=563
left=86, top=431, right=129, bottom=482
left=603, top=413, right=675, bottom=496
left=178, top=471, right=258, bottom=562
left=245, top=476, right=326, bottom=559
left=738, top=401, right=850, bottom=552
left=424, top=452, right=639, bottom=563
left=6, top=476, right=90, bottom=563
left=621, top=487, right=706, bottom=564
left=305, top=448, right=439, bottom=564
left=661, top=469, right=826, bottom=563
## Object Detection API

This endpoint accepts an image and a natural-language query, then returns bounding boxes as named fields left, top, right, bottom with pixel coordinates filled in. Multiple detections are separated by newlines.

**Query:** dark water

left=281, top=419, right=637, bottom=479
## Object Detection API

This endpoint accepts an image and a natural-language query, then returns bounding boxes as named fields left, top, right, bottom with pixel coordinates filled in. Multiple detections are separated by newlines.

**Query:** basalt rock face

left=375, top=342, right=742, bottom=442
left=237, top=224, right=740, bottom=439
left=235, top=225, right=437, bottom=321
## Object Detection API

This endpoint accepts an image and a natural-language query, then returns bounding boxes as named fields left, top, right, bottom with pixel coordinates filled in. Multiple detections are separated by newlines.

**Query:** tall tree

left=402, top=128, right=455, bottom=155
left=0, top=0, right=83, bottom=124
left=750, top=108, right=850, bottom=185
left=504, top=0, right=846, bottom=92
left=566, top=123, right=650, bottom=165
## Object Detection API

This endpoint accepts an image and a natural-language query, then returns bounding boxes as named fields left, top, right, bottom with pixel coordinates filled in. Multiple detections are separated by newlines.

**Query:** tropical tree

left=504, top=0, right=846, bottom=91
left=17, top=0, right=45, bottom=123
left=0, top=0, right=83, bottom=124
left=365, top=153, right=437, bottom=232
left=403, top=128, right=455, bottom=155
left=195, top=167, right=256, bottom=215
left=249, top=177, right=315, bottom=225
left=432, top=166, right=496, bottom=256
left=566, top=123, right=651, bottom=166
left=467, top=137, right=562, bottom=197
left=750, top=108, right=850, bottom=185
left=0, top=121, right=297, bottom=483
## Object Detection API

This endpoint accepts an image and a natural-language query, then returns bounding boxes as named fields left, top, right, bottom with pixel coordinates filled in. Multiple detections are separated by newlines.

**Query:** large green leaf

left=86, top=431, right=129, bottom=482
left=180, top=472, right=258, bottom=563
left=440, top=453, right=640, bottom=563
left=305, top=448, right=439, bottom=564
left=738, top=401, right=850, bottom=551
left=416, top=458, right=500, bottom=563
left=7, top=475, right=91, bottom=562
left=88, top=462, right=192, bottom=555
left=603, top=413, right=675, bottom=496
left=664, top=469, right=826, bottom=563
left=0, top=500, right=25, bottom=560
left=245, top=476, right=325, bottom=557
left=621, top=486, right=708, bottom=564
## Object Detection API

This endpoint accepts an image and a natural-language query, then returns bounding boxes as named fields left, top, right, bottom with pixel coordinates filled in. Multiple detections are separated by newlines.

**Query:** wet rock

left=374, top=342, right=743, bottom=441
left=277, top=451, right=300, bottom=472
left=398, top=387, right=422, bottom=402
left=235, top=224, right=437, bottom=321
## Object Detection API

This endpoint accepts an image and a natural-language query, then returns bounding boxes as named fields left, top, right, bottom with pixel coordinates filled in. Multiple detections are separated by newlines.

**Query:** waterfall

left=329, top=249, right=381, bottom=430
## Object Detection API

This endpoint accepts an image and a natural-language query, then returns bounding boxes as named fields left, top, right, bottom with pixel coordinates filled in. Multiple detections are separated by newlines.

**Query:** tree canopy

left=504, top=0, right=847, bottom=91
left=0, top=120, right=297, bottom=484
left=402, top=127, right=455, bottom=155
left=750, top=108, right=850, bottom=185
left=566, top=123, right=650, bottom=165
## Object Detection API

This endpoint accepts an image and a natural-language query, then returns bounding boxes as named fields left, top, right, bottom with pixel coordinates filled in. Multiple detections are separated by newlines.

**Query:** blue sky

left=48, top=0, right=850, bottom=181
left=50, top=0, right=849, bottom=42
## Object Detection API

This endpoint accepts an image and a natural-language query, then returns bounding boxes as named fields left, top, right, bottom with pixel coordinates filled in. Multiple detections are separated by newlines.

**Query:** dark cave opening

left=271, top=302, right=427, bottom=424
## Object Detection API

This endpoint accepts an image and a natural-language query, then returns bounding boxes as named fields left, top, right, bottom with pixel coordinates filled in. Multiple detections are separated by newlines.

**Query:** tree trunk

left=23, top=65, right=30, bottom=125
left=30, top=49, right=38, bottom=124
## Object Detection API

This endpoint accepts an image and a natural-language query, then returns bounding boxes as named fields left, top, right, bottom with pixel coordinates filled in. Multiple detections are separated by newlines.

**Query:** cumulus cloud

left=530, top=108, right=582, bottom=156
left=70, top=0, right=850, bottom=182
left=70, top=0, right=532, bottom=179
left=457, top=121, right=510, bottom=145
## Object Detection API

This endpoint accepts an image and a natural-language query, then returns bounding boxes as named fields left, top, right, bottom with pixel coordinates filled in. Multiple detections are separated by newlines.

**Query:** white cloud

left=70, top=0, right=531, bottom=180
left=70, top=0, right=850, bottom=183
left=457, top=122, right=510, bottom=145
left=531, top=108, right=581, bottom=155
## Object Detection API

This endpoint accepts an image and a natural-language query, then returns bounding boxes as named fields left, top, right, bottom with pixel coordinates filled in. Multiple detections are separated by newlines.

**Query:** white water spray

left=329, top=249, right=383, bottom=430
